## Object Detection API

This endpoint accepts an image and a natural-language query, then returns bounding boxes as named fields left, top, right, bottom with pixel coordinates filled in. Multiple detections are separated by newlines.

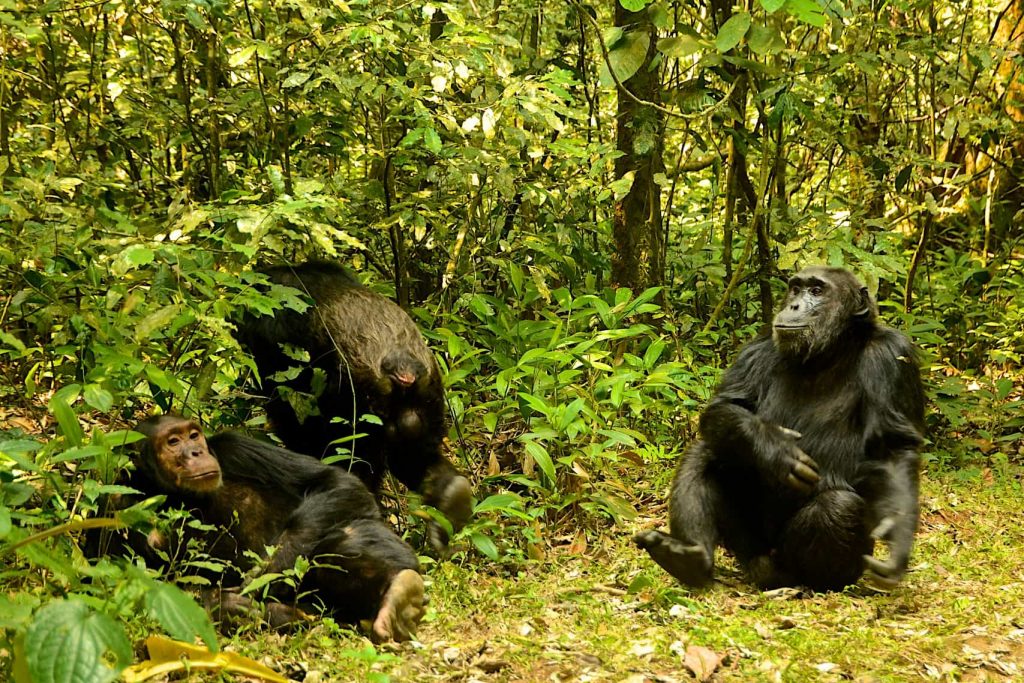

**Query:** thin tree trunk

left=610, top=4, right=664, bottom=291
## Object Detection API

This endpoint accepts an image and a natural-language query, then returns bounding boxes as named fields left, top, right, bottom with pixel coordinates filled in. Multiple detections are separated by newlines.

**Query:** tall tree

left=610, top=2, right=665, bottom=291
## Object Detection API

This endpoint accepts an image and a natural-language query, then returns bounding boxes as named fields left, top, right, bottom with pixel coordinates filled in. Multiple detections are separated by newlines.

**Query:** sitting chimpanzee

left=127, top=414, right=425, bottom=642
left=635, top=266, right=925, bottom=592
left=235, top=261, right=473, bottom=552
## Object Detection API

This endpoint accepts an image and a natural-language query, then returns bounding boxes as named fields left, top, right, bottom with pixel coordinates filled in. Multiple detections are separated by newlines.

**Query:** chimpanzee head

left=135, top=415, right=222, bottom=494
left=380, top=349, right=430, bottom=394
left=772, top=266, right=877, bottom=360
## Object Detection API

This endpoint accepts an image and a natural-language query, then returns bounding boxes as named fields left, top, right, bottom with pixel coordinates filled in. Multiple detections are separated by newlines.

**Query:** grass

left=222, top=468, right=1024, bottom=682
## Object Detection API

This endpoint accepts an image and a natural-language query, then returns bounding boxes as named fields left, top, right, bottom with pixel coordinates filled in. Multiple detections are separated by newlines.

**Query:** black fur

left=235, top=261, right=473, bottom=550
left=636, top=267, right=925, bottom=592
left=130, top=417, right=420, bottom=626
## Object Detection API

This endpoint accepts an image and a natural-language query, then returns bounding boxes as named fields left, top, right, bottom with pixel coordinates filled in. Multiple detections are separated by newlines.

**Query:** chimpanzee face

left=146, top=417, right=222, bottom=493
left=772, top=266, right=874, bottom=360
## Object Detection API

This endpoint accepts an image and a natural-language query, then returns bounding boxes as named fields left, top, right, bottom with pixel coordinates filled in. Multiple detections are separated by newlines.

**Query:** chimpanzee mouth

left=773, top=325, right=808, bottom=332
left=188, top=470, right=220, bottom=480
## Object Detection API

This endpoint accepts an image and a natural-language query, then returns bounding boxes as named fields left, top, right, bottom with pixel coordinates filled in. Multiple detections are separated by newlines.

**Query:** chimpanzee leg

left=307, top=518, right=425, bottom=642
left=389, top=446, right=472, bottom=551
left=777, top=489, right=872, bottom=591
left=635, top=443, right=722, bottom=587
left=261, top=481, right=425, bottom=641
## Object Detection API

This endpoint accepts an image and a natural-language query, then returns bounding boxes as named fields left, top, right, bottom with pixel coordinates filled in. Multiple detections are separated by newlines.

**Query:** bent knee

left=779, top=489, right=871, bottom=591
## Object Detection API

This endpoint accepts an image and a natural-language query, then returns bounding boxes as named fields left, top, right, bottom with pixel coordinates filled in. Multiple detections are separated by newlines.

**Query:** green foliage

left=434, top=266, right=716, bottom=558
left=0, top=0, right=1021, bottom=675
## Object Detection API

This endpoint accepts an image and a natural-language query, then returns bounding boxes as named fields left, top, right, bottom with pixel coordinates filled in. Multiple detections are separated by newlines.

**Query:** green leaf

left=785, top=0, right=827, bottom=26
left=610, top=171, right=635, bottom=199
left=620, top=0, right=653, bottom=10
left=715, top=12, right=751, bottom=53
left=121, top=245, right=154, bottom=267
left=474, top=493, right=523, bottom=514
left=229, top=45, right=257, bottom=68
left=602, top=27, right=625, bottom=50
left=83, top=384, right=114, bottom=413
left=423, top=128, right=443, bottom=154
left=657, top=35, right=703, bottom=59
left=24, top=599, right=132, bottom=683
left=282, top=71, right=311, bottom=88
left=760, top=0, right=787, bottom=13
left=135, top=304, right=180, bottom=341
left=522, top=440, right=557, bottom=484
left=143, top=579, right=219, bottom=651
left=49, top=390, right=84, bottom=448
left=643, top=339, right=667, bottom=368
left=747, top=24, right=781, bottom=54
left=599, top=31, right=651, bottom=86
left=470, top=532, right=499, bottom=560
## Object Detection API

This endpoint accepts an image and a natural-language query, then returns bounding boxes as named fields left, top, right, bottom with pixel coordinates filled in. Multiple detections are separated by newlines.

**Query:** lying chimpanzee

left=235, top=261, right=473, bottom=552
left=128, top=414, right=425, bottom=642
left=636, top=266, right=925, bottom=591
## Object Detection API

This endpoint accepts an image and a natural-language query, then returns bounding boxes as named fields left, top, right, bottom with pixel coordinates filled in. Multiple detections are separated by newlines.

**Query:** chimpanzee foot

left=633, top=530, right=713, bottom=587
left=428, top=475, right=473, bottom=553
left=371, top=569, right=426, bottom=643
left=265, top=602, right=313, bottom=630
left=745, top=555, right=796, bottom=589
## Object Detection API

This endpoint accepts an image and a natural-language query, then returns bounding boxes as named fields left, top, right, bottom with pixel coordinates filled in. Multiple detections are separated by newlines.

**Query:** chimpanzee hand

left=426, top=475, right=473, bottom=553
left=773, top=426, right=820, bottom=494
left=862, top=517, right=907, bottom=590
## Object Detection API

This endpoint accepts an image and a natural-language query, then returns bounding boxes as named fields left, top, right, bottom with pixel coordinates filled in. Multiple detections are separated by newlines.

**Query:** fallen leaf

left=684, top=645, right=723, bottom=681
left=122, top=636, right=287, bottom=683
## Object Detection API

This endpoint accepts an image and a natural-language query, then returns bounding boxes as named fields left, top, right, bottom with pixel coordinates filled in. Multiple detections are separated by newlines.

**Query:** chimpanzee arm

left=858, top=330, right=926, bottom=587
left=699, top=339, right=819, bottom=494
left=859, top=452, right=920, bottom=587
left=208, top=432, right=357, bottom=496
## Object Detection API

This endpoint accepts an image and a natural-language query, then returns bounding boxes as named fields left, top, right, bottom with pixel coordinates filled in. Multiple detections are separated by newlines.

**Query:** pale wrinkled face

left=772, top=267, right=873, bottom=360
left=151, top=418, right=222, bottom=493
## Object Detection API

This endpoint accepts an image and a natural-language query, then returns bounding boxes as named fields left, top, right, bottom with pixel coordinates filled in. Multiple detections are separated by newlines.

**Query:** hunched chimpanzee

left=127, top=415, right=425, bottom=642
left=635, top=266, right=925, bottom=592
left=235, top=261, right=473, bottom=552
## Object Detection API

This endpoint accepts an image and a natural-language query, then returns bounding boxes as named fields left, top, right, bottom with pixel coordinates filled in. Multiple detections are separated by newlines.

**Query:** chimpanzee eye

left=189, top=431, right=200, bottom=440
left=167, top=436, right=180, bottom=446
left=811, top=286, right=823, bottom=296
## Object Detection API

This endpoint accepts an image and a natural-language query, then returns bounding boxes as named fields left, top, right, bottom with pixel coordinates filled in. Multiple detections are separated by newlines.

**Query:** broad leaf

left=786, top=0, right=827, bottom=26
left=143, top=579, right=219, bottom=651
left=657, top=35, right=703, bottom=59
left=23, top=599, right=132, bottom=683
left=715, top=12, right=751, bottom=53
left=599, top=31, right=651, bottom=86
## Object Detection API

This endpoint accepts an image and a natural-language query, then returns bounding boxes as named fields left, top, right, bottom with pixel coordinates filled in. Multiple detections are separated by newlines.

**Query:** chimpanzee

left=128, top=414, right=425, bottom=642
left=235, top=261, right=473, bottom=552
left=635, top=266, right=925, bottom=592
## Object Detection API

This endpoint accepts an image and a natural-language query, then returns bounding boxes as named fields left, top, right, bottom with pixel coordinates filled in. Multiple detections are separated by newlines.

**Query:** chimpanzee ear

left=854, top=286, right=875, bottom=318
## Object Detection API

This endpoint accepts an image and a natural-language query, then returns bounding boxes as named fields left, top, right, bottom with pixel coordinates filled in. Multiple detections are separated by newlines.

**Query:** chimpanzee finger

left=870, top=517, right=896, bottom=540
left=785, top=472, right=815, bottom=494
left=778, top=427, right=803, bottom=439
left=795, top=449, right=820, bottom=472
left=791, top=461, right=820, bottom=486
left=863, top=555, right=901, bottom=590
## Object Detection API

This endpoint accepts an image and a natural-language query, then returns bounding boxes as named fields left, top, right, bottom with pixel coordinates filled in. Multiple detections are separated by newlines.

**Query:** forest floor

left=230, top=468, right=1024, bottom=683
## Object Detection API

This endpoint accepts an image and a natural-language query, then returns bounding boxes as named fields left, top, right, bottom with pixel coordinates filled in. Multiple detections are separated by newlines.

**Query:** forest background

left=0, top=0, right=1022, bottom=680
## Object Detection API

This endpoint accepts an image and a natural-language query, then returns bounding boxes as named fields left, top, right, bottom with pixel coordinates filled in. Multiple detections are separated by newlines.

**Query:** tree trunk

left=610, top=4, right=664, bottom=292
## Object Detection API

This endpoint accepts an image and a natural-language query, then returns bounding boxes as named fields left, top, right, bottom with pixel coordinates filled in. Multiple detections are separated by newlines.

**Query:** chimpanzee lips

left=188, top=470, right=220, bottom=480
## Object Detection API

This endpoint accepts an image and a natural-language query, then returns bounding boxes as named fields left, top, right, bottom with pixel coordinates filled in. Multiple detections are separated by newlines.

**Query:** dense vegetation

left=0, top=0, right=1021, bottom=680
